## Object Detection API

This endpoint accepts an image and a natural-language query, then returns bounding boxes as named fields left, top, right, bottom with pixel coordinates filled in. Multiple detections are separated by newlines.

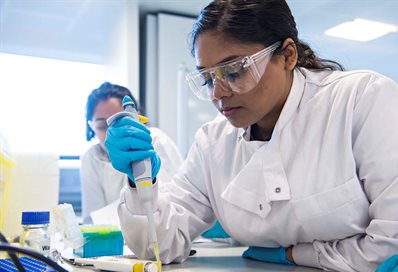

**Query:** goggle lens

left=88, top=119, right=108, bottom=132
left=186, top=42, right=281, bottom=100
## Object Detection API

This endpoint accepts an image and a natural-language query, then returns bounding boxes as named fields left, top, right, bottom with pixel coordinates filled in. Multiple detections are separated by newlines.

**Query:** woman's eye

left=223, top=63, right=244, bottom=81
left=200, top=73, right=213, bottom=87
left=96, top=126, right=108, bottom=131
left=225, top=72, right=240, bottom=81
left=202, top=79, right=214, bottom=87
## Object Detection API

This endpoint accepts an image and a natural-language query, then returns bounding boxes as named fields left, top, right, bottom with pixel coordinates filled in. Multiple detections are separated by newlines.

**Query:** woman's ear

left=282, top=38, right=298, bottom=71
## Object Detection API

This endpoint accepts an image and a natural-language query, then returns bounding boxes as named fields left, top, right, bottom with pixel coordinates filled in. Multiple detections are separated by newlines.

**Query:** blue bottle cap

left=21, top=211, right=50, bottom=225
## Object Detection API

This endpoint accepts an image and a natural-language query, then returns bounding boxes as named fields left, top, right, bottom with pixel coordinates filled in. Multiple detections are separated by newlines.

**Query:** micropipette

left=106, top=96, right=161, bottom=271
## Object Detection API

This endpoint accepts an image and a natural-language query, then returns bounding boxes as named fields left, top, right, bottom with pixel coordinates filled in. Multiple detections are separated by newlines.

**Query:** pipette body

left=106, top=96, right=161, bottom=270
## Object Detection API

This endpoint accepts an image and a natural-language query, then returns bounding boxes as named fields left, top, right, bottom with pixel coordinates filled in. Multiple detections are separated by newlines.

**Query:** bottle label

left=41, top=242, right=51, bottom=255
left=21, top=236, right=51, bottom=256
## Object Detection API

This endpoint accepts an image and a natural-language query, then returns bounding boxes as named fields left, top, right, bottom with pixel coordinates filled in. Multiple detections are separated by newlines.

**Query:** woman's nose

left=212, top=79, right=232, bottom=100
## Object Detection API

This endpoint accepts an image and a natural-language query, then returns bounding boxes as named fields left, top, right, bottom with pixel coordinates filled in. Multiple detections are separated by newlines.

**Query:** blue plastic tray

left=0, top=257, right=55, bottom=272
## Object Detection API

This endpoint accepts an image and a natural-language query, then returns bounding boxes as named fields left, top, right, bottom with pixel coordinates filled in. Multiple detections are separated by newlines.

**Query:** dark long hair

left=191, top=0, right=344, bottom=71
left=85, top=82, right=139, bottom=141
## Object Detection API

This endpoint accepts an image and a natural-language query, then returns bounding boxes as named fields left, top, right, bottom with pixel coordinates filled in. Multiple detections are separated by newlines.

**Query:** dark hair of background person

left=85, top=82, right=139, bottom=141
left=190, top=0, right=344, bottom=71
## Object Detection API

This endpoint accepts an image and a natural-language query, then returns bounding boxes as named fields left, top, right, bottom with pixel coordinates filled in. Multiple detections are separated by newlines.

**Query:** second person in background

left=80, top=82, right=184, bottom=223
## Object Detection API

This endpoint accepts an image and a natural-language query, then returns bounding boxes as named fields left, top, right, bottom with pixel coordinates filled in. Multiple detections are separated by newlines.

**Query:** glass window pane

left=0, top=53, right=103, bottom=155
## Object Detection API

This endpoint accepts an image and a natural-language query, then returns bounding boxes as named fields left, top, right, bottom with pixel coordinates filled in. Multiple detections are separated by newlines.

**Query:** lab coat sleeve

left=118, top=128, right=216, bottom=264
left=150, top=127, right=184, bottom=183
left=80, top=148, right=107, bottom=223
left=293, top=74, right=398, bottom=272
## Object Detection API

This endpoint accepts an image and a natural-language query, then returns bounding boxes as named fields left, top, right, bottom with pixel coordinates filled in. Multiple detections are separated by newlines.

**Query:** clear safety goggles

left=186, top=42, right=281, bottom=101
left=88, top=119, right=108, bottom=132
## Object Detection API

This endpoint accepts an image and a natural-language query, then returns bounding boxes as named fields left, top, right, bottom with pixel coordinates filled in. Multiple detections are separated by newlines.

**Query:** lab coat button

left=275, top=187, right=281, bottom=193
left=259, top=204, right=263, bottom=210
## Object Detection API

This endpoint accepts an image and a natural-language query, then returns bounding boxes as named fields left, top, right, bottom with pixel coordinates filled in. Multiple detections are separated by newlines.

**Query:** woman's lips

left=222, top=107, right=240, bottom=117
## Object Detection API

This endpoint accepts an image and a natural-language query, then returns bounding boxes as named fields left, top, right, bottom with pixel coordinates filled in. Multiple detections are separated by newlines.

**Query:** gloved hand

left=202, top=221, right=230, bottom=239
left=376, top=254, right=398, bottom=272
left=242, top=246, right=294, bottom=265
left=105, top=115, right=161, bottom=183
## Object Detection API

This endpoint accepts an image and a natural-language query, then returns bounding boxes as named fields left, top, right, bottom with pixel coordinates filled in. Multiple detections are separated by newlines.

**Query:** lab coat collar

left=239, top=68, right=306, bottom=140
left=242, top=126, right=253, bottom=141
left=223, top=69, right=306, bottom=218
left=275, top=68, right=306, bottom=132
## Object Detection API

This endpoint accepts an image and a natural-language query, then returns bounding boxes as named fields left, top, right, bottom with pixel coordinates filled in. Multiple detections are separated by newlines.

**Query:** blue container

left=74, top=225, right=124, bottom=258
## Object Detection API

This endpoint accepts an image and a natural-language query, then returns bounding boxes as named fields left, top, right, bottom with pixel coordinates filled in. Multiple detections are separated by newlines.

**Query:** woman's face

left=91, top=97, right=123, bottom=152
left=194, top=31, right=295, bottom=132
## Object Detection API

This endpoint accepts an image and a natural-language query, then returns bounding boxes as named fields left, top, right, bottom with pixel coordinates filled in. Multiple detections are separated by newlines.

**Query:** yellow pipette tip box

left=74, top=225, right=124, bottom=258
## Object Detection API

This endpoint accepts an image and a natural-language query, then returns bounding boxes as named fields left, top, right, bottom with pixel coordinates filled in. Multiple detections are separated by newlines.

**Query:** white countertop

left=71, top=242, right=322, bottom=272
left=162, top=245, right=322, bottom=272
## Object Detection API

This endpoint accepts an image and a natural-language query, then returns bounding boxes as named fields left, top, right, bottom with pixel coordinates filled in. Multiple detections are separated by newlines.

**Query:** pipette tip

left=153, top=242, right=161, bottom=272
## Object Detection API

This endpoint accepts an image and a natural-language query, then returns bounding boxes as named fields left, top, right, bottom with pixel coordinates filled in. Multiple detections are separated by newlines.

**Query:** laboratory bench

left=73, top=245, right=322, bottom=272
left=162, top=246, right=321, bottom=272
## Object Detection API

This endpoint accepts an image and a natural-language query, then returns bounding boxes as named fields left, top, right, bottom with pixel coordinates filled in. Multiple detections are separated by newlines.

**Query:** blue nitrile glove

left=202, top=221, right=230, bottom=239
left=242, top=246, right=294, bottom=265
left=376, top=254, right=398, bottom=272
left=105, top=115, right=161, bottom=183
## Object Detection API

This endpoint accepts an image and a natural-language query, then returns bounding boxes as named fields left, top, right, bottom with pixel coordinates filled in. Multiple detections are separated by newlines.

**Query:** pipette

left=106, top=96, right=161, bottom=271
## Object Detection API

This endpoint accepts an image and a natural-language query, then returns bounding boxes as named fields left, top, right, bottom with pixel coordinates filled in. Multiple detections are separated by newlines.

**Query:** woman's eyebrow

left=196, top=55, right=242, bottom=70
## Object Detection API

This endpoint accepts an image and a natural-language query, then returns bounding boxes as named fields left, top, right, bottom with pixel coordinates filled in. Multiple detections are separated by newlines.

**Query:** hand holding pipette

left=105, top=99, right=160, bottom=182
left=105, top=96, right=161, bottom=271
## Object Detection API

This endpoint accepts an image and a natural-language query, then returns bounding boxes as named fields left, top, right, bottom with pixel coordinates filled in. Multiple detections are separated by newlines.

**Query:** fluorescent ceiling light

left=325, top=18, right=398, bottom=42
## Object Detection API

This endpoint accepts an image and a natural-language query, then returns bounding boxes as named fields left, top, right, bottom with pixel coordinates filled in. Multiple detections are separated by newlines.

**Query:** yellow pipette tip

left=153, top=242, right=161, bottom=272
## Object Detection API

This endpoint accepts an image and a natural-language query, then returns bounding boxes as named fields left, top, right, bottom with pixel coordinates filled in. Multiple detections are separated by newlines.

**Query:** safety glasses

left=186, top=42, right=281, bottom=101
left=88, top=119, right=108, bottom=132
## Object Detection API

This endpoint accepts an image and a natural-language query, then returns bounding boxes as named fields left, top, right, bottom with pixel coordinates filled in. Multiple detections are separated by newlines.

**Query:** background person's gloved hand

left=242, top=246, right=294, bottom=265
left=376, top=254, right=398, bottom=272
left=105, top=115, right=161, bottom=183
left=202, top=221, right=230, bottom=239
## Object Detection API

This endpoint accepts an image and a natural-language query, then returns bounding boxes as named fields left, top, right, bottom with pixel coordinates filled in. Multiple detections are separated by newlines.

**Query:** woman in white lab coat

left=104, top=1, right=398, bottom=271
left=80, top=82, right=183, bottom=223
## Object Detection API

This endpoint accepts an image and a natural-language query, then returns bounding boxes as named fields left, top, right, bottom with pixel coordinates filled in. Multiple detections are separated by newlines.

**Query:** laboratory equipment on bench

left=19, top=211, right=51, bottom=257
left=52, top=203, right=85, bottom=250
left=74, top=225, right=123, bottom=258
left=71, top=255, right=159, bottom=272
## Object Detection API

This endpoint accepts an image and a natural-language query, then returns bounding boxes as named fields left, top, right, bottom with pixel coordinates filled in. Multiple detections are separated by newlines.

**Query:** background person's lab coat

left=118, top=68, right=398, bottom=272
left=80, top=127, right=183, bottom=223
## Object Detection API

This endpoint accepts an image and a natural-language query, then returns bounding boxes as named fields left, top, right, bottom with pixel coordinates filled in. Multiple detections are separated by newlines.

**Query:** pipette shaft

left=112, top=98, right=161, bottom=270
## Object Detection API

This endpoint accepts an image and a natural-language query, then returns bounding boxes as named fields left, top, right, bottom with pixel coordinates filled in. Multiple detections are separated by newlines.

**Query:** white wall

left=104, top=0, right=140, bottom=98
left=145, top=13, right=218, bottom=156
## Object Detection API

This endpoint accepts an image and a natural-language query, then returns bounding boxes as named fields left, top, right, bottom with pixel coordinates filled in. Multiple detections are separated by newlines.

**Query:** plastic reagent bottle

left=20, top=211, right=51, bottom=257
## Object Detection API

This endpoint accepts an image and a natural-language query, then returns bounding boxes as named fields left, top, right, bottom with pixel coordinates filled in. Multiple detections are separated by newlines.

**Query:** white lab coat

left=80, top=127, right=183, bottom=223
left=118, top=68, right=398, bottom=272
